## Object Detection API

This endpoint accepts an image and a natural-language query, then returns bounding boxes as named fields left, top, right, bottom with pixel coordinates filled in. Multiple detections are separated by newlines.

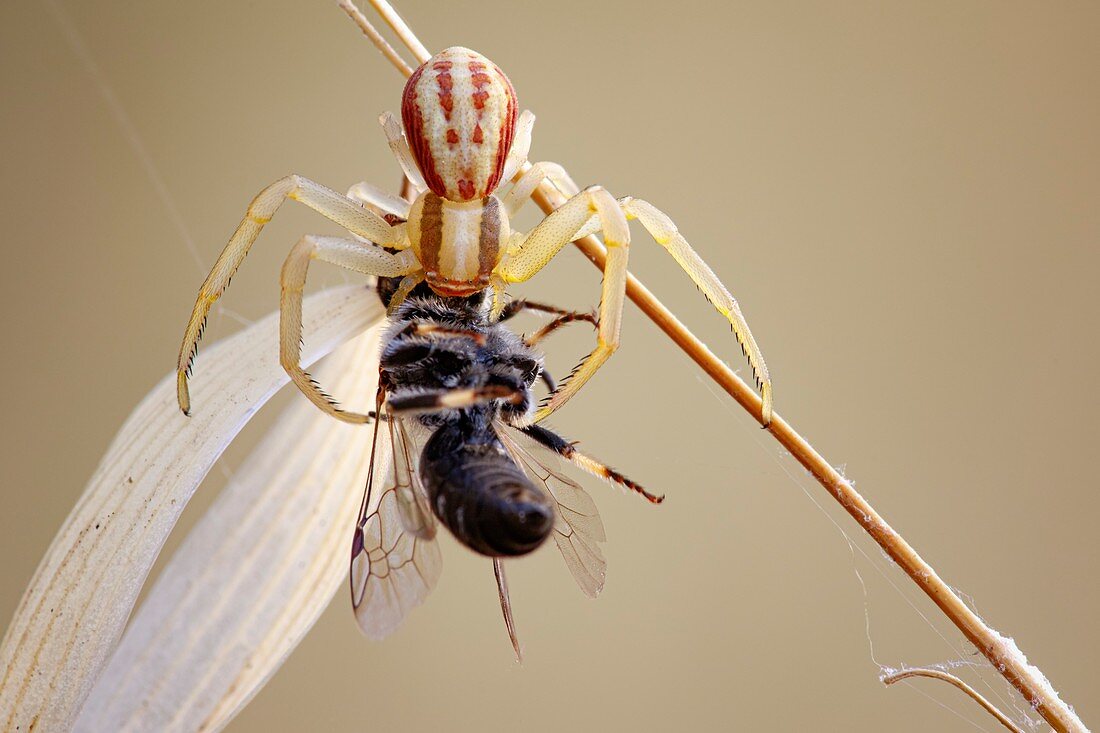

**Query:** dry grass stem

left=366, top=0, right=429, bottom=66
left=353, top=1, right=1089, bottom=730
left=336, top=0, right=413, bottom=76
left=883, top=668, right=1026, bottom=733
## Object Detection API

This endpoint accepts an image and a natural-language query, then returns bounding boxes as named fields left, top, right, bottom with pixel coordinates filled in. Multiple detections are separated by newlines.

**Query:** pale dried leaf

left=76, top=325, right=385, bottom=733
left=0, top=285, right=382, bottom=733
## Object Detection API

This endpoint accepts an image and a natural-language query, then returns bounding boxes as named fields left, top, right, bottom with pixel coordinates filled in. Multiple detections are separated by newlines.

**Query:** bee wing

left=497, top=425, right=607, bottom=598
left=350, top=405, right=442, bottom=639
left=390, top=416, right=437, bottom=540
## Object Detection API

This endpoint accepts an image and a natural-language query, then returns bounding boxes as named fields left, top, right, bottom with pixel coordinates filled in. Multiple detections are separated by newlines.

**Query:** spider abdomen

left=401, top=46, right=517, bottom=201
left=420, top=419, right=554, bottom=557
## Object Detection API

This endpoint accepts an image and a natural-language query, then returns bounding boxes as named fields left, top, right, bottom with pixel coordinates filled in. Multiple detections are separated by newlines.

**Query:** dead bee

left=350, top=276, right=661, bottom=656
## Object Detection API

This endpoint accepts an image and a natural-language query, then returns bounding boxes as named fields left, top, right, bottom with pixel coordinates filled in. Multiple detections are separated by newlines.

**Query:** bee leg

left=498, top=299, right=598, bottom=348
left=523, top=311, right=598, bottom=347
left=386, top=385, right=525, bottom=415
left=396, top=322, right=487, bottom=345
left=519, top=424, right=664, bottom=504
left=494, top=300, right=597, bottom=395
left=539, top=369, right=557, bottom=395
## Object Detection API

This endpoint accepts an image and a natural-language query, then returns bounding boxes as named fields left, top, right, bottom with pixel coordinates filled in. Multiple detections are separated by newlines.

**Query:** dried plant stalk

left=883, top=668, right=1026, bottom=733
left=359, top=2, right=1088, bottom=730
left=531, top=185, right=1087, bottom=733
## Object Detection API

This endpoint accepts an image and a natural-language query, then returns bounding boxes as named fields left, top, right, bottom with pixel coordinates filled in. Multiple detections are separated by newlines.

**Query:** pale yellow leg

left=386, top=272, right=425, bottom=315
left=379, top=112, right=427, bottom=192
left=280, top=235, right=419, bottom=423
left=177, top=174, right=405, bottom=414
left=489, top=273, right=508, bottom=321
left=500, top=110, right=536, bottom=182
left=500, top=186, right=630, bottom=424
left=502, top=161, right=581, bottom=218
left=620, top=197, right=773, bottom=424
left=346, top=180, right=413, bottom=223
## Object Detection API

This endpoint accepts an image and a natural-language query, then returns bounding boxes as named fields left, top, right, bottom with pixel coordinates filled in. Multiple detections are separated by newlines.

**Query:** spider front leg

left=619, top=197, right=772, bottom=424
left=281, top=235, right=420, bottom=423
left=177, top=174, right=404, bottom=414
left=502, top=161, right=580, bottom=218
left=498, top=186, right=630, bottom=424
left=378, top=112, right=427, bottom=194
left=346, top=180, right=412, bottom=221
left=497, top=113, right=578, bottom=217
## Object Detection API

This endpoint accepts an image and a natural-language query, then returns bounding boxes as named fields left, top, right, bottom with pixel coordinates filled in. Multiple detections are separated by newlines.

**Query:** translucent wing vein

left=350, top=412, right=442, bottom=639
left=497, top=425, right=607, bottom=598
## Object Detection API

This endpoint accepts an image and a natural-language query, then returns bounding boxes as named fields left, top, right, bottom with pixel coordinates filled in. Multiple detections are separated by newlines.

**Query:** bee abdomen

left=421, top=424, right=554, bottom=557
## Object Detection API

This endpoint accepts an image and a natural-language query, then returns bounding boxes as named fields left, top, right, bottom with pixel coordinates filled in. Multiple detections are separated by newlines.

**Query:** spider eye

left=401, top=46, right=518, bottom=201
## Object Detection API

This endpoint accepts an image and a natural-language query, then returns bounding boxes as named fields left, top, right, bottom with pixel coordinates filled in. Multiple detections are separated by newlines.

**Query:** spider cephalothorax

left=178, top=41, right=773, bottom=429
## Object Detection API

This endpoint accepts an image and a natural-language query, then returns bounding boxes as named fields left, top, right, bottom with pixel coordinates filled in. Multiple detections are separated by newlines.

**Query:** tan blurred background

left=2, top=1, right=1098, bottom=730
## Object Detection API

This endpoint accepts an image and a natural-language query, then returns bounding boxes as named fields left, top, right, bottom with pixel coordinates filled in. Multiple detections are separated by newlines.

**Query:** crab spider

left=177, top=46, right=772, bottom=426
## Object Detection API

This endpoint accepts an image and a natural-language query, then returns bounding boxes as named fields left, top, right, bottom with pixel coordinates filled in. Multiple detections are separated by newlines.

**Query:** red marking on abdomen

left=469, top=62, right=492, bottom=111
left=436, top=69, right=454, bottom=120
left=401, top=64, right=445, bottom=196
left=402, top=49, right=520, bottom=200
left=490, top=68, right=518, bottom=193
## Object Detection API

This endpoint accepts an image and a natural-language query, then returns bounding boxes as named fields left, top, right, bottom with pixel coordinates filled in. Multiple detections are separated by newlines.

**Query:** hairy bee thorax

left=406, top=191, right=509, bottom=297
